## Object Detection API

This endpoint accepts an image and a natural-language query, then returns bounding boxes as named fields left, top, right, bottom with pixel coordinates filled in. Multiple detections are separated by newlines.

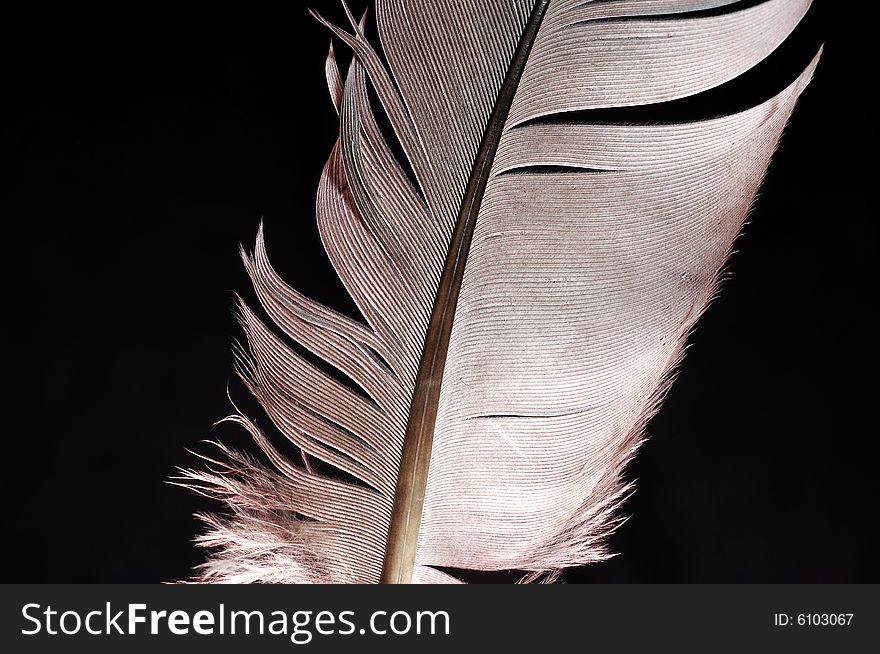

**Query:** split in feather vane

left=178, top=0, right=820, bottom=583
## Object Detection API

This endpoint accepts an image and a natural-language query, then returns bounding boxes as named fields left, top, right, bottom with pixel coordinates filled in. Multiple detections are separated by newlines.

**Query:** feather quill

left=180, top=0, right=820, bottom=583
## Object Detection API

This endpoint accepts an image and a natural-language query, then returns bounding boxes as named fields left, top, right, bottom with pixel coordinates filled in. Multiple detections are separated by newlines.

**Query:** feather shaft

left=380, top=0, right=551, bottom=584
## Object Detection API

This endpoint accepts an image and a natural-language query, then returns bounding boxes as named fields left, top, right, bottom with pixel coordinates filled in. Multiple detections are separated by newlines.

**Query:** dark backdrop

left=4, top=0, right=875, bottom=583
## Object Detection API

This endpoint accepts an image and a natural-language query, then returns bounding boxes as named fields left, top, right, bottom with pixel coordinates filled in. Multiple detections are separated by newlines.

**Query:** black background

left=4, top=0, right=876, bottom=583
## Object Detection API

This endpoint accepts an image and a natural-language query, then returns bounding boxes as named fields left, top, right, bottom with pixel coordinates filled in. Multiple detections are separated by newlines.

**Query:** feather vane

left=180, top=0, right=820, bottom=583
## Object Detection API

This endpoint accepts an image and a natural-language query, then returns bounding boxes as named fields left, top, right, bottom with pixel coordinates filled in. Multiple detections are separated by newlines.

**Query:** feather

left=178, top=0, right=820, bottom=583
